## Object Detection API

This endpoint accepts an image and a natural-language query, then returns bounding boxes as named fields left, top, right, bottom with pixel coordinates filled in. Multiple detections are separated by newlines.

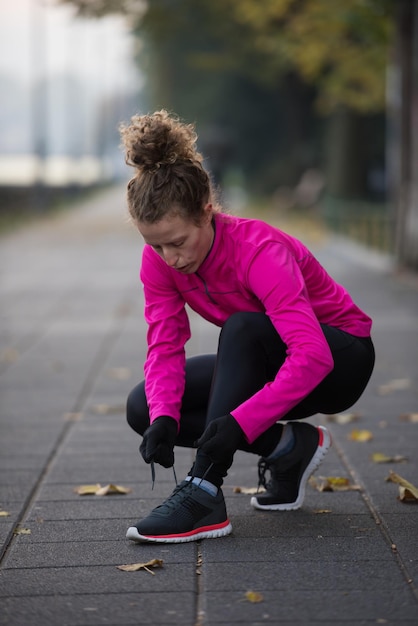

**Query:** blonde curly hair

left=120, top=110, right=215, bottom=224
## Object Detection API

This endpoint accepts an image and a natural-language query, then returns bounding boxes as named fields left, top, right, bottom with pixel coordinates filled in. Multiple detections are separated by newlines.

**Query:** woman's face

left=137, top=205, right=214, bottom=274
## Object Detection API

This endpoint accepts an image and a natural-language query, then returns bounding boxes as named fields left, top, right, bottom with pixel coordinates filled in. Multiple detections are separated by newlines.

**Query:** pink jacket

left=140, top=213, right=372, bottom=443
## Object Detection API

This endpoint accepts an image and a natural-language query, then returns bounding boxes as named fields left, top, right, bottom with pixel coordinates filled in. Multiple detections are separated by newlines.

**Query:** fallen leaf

left=398, top=412, right=418, bottom=423
left=348, top=429, right=373, bottom=442
left=245, top=591, right=264, bottom=603
left=92, top=403, right=125, bottom=415
left=63, top=412, right=83, bottom=422
left=74, top=484, right=102, bottom=495
left=378, top=378, right=411, bottom=395
left=117, top=559, right=164, bottom=574
left=312, top=509, right=332, bottom=514
left=399, top=487, right=418, bottom=503
left=107, top=367, right=132, bottom=380
left=115, top=302, right=132, bottom=317
left=233, top=486, right=265, bottom=495
left=74, top=484, right=131, bottom=496
left=385, top=471, right=418, bottom=502
left=371, top=452, right=408, bottom=464
left=309, top=476, right=361, bottom=492
left=0, top=510, right=10, bottom=517
left=95, top=484, right=132, bottom=496
left=0, top=347, right=19, bottom=363
left=326, top=412, right=360, bottom=424
left=13, top=527, right=31, bottom=535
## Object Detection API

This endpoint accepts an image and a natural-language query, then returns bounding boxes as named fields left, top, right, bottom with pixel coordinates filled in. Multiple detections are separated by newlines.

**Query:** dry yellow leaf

left=74, top=484, right=102, bottom=495
left=0, top=510, right=10, bottom=517
left=117, top=558, right=164, bottom=574
left=13, top=527, right=31, bottom=535
left=309, top=476, right=361, bottom=492
left=348, top=429, right=373, bottom=442
left=245, top=591, right=264, bottom=603
left=378, top=378, right=411, bottom=395
left=95, top=484, right=132, bottom=496
left=326, top=412, right=360, bottom=424
left=107, top=367, right=132, bottom=380
left=385, top=471, right=418, bottom=501
left=63, top=412, right=83, bottom=422
left=371, top=453, right=408, bottom=464
left=326, top=477, right=351, bottom=488
left=313, top=509, right=332, bottom=514
left=0, top=347, right=19, bottom=363
left=399, top=487, right=418, bottom=503
left=233, top=486, right=265, bottom=495
left=74, top=484, right=131, bottom=496
left=92, top=403, right=125, bottom=415
left=398, top=413, right=418, bottom=423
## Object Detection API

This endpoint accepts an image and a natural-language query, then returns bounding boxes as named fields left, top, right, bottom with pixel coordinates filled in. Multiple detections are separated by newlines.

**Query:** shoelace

left=150, top=459, right=215, bottom=494
left=257, top=459, right=269, bottom=491
left=151, top=461, right=217, bottom=509
left=257, top=458, right=301, bottom=492
left=150, top=460, right=178, bottom=490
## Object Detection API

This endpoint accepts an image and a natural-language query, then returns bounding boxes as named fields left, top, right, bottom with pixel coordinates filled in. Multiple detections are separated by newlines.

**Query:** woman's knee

left=220, top=312, right=271, bottom=347
left=221, top=312, right=258, bottom=335
left=218, top=313, right=285, bottom=365
left=126, top=383, right=149, bottom=435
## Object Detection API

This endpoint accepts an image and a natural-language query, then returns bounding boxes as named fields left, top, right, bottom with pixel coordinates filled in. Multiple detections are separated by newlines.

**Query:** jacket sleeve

left=140, top=246, right=190, bottom=426
left=231, top=242, right=334, bottom=443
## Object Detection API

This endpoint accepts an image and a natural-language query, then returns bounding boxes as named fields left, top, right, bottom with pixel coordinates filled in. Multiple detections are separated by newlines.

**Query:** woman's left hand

left=196, top=414, right=246, bottom=464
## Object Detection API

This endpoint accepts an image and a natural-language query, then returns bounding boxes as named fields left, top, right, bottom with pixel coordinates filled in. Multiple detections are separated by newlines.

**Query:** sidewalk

left=0, top=184, right=417, bottom=626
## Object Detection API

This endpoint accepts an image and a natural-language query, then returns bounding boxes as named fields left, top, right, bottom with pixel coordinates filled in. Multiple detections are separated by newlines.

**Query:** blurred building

left=0, top=0, right=143, bottom=191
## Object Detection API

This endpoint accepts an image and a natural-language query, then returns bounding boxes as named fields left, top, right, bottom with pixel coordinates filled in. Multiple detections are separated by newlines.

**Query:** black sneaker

left=126, top=480, right=232, bottom=543
left=251, top=423, right=331, bottom=511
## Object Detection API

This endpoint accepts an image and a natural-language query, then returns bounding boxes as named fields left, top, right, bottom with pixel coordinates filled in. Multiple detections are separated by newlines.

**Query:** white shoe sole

left=251, top=425, right=332, bottom=511
left=126, top=521, right=232, bottom=544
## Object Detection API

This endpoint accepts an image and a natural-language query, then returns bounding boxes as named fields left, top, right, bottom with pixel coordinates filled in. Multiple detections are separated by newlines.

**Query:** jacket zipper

left=195, top=272, right=218, bottom=304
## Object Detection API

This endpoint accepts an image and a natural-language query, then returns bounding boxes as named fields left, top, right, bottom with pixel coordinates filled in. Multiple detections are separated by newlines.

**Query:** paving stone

left=0, top=563, right=195, bottom=596
left=0, top=592, right=196, bottom=625
left=203, top=588, right=418, bottom=622
left=202, top=558, right=408, bottom=591
left=1, top=186, right=417, bottom=625
left=2, top=538, right=197, bottom=569
left=202, top=535, right=395, bottom=563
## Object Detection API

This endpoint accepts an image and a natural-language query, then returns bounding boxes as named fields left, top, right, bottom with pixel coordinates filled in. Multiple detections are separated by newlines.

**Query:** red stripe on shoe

left=141, top=519, right=231, bottom=540
left=317, top=426, right=324, bottom=447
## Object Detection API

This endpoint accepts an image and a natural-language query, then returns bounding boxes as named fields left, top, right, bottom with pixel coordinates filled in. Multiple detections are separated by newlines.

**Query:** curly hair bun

left=120, top=110, right=202, bottom=173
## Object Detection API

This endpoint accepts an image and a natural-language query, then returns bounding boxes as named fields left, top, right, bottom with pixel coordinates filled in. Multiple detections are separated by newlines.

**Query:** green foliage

left=61, top=0, right=394, bottom=195
left=223, top=0, right=394, bottom=112
left=63, top=0, right=394, bottom=113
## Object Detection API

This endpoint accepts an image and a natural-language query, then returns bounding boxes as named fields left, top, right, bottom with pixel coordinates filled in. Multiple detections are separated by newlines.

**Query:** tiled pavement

left=1, top=184, right=417, bottom=625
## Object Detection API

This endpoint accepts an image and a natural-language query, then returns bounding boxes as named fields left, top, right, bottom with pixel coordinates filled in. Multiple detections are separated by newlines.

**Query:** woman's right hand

left=139, top=416, right=178, bottom=468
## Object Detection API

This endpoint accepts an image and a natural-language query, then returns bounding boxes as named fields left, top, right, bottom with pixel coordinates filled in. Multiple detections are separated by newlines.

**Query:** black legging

left=127, top=312, right=375, bottom=486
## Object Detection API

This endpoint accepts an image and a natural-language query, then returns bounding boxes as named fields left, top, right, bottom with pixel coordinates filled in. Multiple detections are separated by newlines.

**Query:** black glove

left=140, top=416, right=178, bottom=468
left=195, top=414, right=246, bottom=465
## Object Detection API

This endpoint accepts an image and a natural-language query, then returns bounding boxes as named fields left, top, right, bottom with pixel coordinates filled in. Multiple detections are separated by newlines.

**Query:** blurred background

left=1, top=0, right=417, bottom=269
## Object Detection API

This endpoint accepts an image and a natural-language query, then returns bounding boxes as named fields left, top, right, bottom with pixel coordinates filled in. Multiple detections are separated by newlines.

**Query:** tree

left=63, top=0, right=393, bottom=114
left=62, top=0, right=394, bottom=196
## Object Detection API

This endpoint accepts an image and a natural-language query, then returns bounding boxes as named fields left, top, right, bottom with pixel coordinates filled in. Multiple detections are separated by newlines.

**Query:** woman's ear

left=203, top=202, right=213, bottom=222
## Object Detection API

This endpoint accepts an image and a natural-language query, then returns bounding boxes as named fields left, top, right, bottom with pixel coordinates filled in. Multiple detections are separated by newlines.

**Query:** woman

left=120, top=110, right=375, bottom=544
